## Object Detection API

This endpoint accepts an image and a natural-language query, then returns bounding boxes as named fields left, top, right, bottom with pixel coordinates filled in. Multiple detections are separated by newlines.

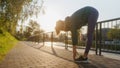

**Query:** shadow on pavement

left=24, top=42, right=98, bottom=68
left=51, top=45, right=57, bottom=55
left=40, top=45, right=98, bottom=68
left=76, top=62, right=98, bottom=68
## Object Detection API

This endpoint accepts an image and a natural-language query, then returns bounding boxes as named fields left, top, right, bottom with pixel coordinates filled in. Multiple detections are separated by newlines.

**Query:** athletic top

left=65, top=6, right=99, bottom=45
left=65, top=6, right=98, bottom=30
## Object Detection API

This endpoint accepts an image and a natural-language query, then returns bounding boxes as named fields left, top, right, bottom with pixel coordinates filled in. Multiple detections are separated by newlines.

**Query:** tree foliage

left=107, top=28, right=120, bottom=40
left=107, top=24, right=120, bottom=40
left=16, top=19, right=44, bottom=41
left=0, top=0, right=44, bottom=35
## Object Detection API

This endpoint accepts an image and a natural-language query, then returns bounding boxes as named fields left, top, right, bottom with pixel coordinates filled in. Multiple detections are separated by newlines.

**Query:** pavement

left=0, top=41, right=120, bottom=68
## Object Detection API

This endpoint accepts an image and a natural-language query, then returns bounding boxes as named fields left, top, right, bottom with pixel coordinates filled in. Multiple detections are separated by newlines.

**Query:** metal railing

left=96, top=17, right=120, bottom=55
left=31, top=17, right=120, bottom=56
left=41, top=31, right=69, bottom=49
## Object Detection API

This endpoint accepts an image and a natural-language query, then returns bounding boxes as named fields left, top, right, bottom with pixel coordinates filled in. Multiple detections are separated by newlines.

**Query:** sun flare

left=38, top=9, right=61, bottom=32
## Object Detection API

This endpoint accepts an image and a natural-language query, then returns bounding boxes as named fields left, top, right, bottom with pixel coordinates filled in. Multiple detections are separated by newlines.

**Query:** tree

left=107, top=29, right=120, bottom=40
left=23, top=20, right=44, bottom=42
left=0, top=0, right=44, bottom=35
left=28, top=20, right=41, bottom=35
left=107, top=24, right=120, bottom=40
left=24, top=26, right=32, bottom=38
left=15, top=19, right=44, bottom=41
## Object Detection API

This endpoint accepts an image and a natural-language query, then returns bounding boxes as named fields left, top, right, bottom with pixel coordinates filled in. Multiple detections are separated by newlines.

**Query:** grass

left=0, top=28, right=18, bottom=62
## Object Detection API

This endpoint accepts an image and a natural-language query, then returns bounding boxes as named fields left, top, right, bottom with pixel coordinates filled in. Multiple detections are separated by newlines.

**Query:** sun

left=38, top=8, right=61, bottom=32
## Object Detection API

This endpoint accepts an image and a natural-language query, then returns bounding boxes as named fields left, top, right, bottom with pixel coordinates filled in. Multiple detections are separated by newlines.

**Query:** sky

left=36, top=0, right=120, bottom=32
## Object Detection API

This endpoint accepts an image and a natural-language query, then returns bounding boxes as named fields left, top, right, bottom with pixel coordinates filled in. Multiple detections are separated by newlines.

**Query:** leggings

left=84, top=10, right=99, bottom=54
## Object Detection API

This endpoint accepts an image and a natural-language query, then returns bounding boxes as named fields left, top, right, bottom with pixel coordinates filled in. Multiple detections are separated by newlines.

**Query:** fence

left=96, top=17, right=120, bottom=55
left=41, top=31, right=69, bottom=49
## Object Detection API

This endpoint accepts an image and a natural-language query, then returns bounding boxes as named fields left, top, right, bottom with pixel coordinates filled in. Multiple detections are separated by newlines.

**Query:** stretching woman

left=55, top=6, right=99, bottom=62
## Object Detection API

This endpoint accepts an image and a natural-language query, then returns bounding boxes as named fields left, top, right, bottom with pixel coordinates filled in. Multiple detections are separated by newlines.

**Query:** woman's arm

left=71, top=28, right=78, bottom=45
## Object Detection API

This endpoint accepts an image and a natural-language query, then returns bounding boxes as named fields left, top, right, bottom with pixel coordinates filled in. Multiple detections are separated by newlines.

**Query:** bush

left=0, top=29, right=18, bottom=62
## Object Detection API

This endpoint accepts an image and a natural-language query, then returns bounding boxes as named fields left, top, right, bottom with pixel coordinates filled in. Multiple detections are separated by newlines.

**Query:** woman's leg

left=84, top=11, right=99, bottom=58
left=73, top=45, right=77, bottom=60
left=71, top=29, right=79, bottom=60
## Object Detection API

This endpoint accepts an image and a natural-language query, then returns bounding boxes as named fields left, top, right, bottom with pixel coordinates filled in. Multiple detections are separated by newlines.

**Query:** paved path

left=0, top=42, right=120, bottom=68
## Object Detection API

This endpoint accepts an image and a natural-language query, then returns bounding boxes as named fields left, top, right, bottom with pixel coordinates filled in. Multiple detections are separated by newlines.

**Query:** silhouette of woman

left=55, top=6, right=99, bottom=62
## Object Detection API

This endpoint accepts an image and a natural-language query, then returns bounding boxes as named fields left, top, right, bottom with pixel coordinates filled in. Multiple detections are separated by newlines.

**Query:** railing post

left=95, top=23, right=98, bottom=55
left=43, top=33, right=45, bottom=46
left=99, top=23, right=102, bottom=56
left=65, top=32, right=68, bottom=49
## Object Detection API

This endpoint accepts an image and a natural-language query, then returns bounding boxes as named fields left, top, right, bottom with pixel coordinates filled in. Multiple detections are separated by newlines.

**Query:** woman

left=55, top=6, right=99, bottom=62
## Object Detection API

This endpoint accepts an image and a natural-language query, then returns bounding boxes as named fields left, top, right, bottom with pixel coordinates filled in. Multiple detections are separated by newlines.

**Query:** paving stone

left=0, top=42, right=79, bottom=68
left=1, top=41, right=120, bottom=68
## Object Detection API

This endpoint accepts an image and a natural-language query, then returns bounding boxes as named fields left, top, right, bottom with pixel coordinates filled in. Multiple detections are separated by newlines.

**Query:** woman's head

left=55, top=20, right=65, bottom=35
left=55, top=16, right=71, bottom=35
left=65, top=16, right=71, bottom=31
